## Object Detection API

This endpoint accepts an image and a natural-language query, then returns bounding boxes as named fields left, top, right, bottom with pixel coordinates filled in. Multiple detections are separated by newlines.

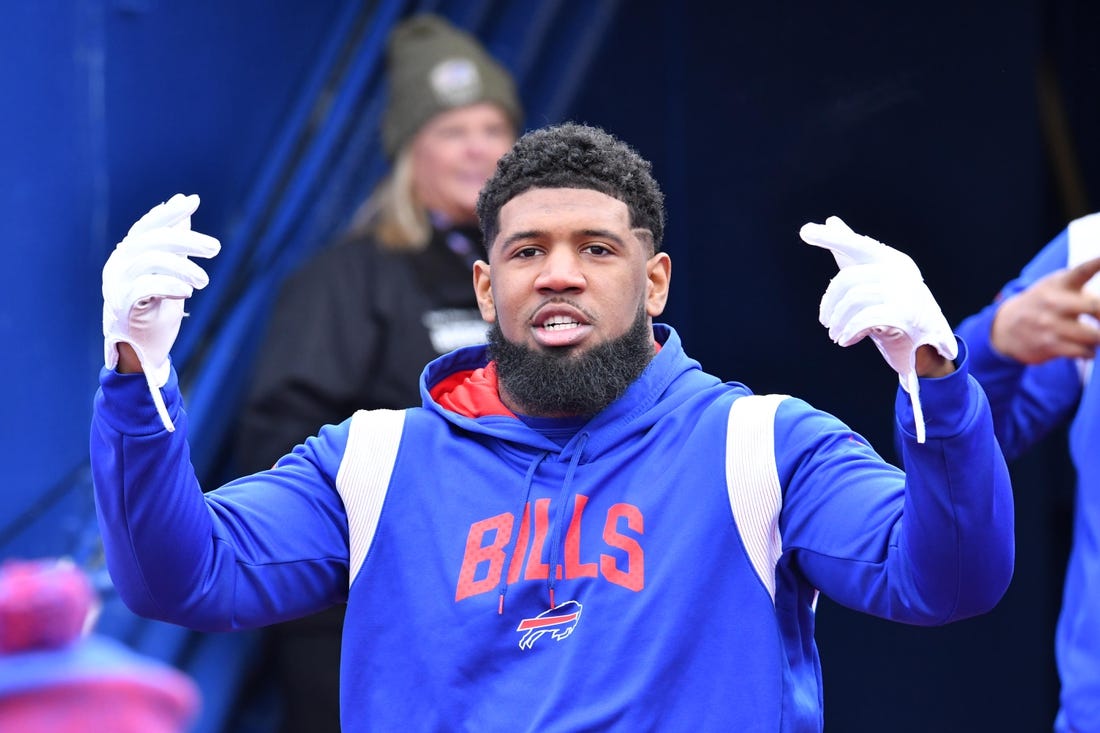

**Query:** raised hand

left=102, top=193, right=221, bottom=431
left=800, top=216, right=957, bottom=443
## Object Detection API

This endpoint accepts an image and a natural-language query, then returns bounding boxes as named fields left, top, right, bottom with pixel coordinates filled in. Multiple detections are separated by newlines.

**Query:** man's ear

left=472, top=260, right=496, bottom=323
left=645, top=252, right=672, bottom=317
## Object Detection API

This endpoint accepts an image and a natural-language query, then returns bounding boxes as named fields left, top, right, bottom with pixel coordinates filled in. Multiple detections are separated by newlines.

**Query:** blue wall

left=1, top=3, right=349, bottom=731
left=1, top=0, right=347, bottom=556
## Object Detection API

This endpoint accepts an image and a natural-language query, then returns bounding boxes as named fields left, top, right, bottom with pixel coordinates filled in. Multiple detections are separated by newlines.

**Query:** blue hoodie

left=956, top=213, right=1100, bottom=733
left=91, top=324, right=1013, bottom=732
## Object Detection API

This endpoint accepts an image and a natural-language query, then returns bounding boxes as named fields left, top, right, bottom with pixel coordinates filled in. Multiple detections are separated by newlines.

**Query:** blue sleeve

left=90, top=366, right=352, bottom=632
left=955, top=229, right=1082, bottom=458
left=775, top=342, right=1014, bottom=625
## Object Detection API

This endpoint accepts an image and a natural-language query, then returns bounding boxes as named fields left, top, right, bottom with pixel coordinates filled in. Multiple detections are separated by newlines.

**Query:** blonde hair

left=347, top=147, right=432, bottom=252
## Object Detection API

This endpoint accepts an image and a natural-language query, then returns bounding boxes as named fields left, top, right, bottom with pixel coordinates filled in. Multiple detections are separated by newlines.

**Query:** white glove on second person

left=102, top=193, right=221, bottom=431
left=799, top=215, right=957, bottom=443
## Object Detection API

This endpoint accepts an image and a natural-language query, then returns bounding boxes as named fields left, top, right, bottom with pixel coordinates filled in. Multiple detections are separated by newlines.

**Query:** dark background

left=2, top=1, right=1096, bottom=731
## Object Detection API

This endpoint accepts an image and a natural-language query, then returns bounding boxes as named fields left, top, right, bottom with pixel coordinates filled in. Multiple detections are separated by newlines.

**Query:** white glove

left=102, top=193, right=221, bottom=431
left=799, top=215, right=957, bottom=443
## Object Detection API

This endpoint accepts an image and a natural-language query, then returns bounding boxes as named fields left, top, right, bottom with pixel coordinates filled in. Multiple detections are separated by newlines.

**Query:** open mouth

left=540, top=315, right=581, bottom=331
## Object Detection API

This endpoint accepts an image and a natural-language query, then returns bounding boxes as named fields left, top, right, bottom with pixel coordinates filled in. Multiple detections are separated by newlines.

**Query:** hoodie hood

left=418, top=324, right=719, bottom=458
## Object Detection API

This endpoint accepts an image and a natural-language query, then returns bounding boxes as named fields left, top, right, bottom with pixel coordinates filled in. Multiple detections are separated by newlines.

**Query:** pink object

left=0, top=559, right=201, bottom=732
left=0, top=559, right=94, bottom=653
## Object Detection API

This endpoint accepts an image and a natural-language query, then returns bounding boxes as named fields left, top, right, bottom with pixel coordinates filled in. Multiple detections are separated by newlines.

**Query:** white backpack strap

left=1068, top=213, right=1100, bottom=385
left=335, top=408, right=406, bottom=587
left=725, top=393, right=788, bottom=604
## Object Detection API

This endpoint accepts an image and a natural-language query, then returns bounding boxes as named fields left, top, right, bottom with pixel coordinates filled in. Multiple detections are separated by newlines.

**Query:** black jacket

left=236, top=224, right=486, bottom=474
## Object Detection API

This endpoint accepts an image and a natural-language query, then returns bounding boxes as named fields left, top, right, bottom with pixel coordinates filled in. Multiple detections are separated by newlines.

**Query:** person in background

left=956, top=212, right=1100, bottom=733
left=233, top=13, right=521, bottom=733
left=0, top=559, right=199, bottom=733
left=92, top=122, right=1014, bottom=732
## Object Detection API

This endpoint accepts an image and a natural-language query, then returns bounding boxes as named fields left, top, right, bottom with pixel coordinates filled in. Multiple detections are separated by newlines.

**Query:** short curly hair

left=476, top=122, right=665, bottom=252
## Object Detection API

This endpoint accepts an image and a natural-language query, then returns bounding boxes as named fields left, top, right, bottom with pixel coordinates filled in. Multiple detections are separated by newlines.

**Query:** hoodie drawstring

left=546, top=432, right=589, bottom=610
left=498, top=450, right=549, bottom=615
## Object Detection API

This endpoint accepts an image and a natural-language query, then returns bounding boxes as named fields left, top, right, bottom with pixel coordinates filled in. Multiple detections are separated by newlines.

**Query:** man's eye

left=585, top=244, right=611, bottom=256
left=515, top=247, right=541, bottom=258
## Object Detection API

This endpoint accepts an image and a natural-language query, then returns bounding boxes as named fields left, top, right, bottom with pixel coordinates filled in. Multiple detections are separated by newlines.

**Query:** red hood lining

left=429, top=342, right=662, bottom=419
left=430, top=362, right=516, bottom=418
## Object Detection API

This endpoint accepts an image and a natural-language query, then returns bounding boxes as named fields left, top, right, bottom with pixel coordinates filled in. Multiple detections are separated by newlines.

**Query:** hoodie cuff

left=95, top=363, right=182, bottom=436
left=895, top=337, right=983, bottom=440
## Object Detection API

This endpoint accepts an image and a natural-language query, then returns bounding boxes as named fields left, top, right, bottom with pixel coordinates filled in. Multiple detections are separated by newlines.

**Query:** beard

left=487, top=305, right=655, bottom=417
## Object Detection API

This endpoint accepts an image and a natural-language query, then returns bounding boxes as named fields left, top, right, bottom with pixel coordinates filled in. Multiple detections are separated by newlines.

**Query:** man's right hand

left=101, top=193, right=221, bottom=430
left=991, top=256, right=1100, bottom=365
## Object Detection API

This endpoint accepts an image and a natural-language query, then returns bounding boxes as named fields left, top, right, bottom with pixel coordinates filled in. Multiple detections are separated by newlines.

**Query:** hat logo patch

left=430, top=58, right=483, bottom=106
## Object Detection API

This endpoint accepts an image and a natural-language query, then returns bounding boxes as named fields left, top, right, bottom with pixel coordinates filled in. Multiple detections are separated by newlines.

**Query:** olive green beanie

left=382, top=14, right=523, bottom=158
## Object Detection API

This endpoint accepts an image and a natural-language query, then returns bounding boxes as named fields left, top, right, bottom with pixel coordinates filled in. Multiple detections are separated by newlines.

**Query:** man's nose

left=534, top=248, right=585, bottom=291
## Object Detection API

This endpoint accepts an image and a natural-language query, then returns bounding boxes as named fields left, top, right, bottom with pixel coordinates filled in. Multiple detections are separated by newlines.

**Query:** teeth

left=542, top=315, right=579, bottom=330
